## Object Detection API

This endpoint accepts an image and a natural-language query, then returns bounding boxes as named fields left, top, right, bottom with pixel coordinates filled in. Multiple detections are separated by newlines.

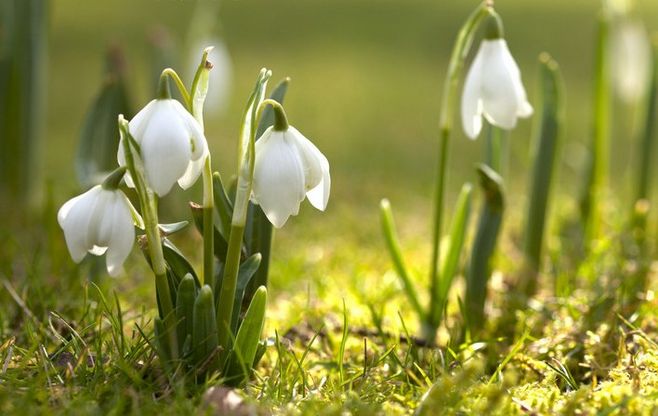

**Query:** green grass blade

left=465, top=165, right=505, bottom=331
left=521, top=53, right=564, bottom=296
left=223, top=286, right=267, bottom=386
left=379, top=199, right=425, bottom=323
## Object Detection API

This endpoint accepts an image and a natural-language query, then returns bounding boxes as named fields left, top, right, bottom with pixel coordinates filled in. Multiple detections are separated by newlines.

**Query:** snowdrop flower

left=611, top=19, right=651, bottom=103
left=58, top=171, right=139, bottom=276
left=118, top=98, right=208, bottom=196
left=461, top=14, right=533, bottom=139
left=251, top=102, right=330, bottom=228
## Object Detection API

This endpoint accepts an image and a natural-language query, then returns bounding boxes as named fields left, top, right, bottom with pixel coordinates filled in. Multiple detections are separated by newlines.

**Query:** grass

left=3, top=0, right=658, bottom=414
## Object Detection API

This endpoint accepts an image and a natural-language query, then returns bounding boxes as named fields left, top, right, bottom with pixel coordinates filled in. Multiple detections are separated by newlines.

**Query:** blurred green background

left=46, top=0, right=658, bottom=247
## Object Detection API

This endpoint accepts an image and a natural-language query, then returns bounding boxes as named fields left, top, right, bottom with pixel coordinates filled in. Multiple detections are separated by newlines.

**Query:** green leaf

left=192, top=285, right=219, bottom=372
left=212, top=171, right=234, bottom=238
left=465, top=165, right=505, bottom=331
left=158, top=221, right=189, bottom=236
left=0, top=0, right=47, bottom=200
left=76, top=47, right=132, bottom=187
left=521, top=54, right=563, bottom=296
left=230, top=253, right=261, bottom=334
left=176, top=274, right=197, bottom=355
left=190, top=202, right=230, bottom=261
left=162, top=238, right=200, bottom=288
left=223, top=286, right=267, bottom=386
left=379, top=199, right=425, bottom=322
left=154, top=316, right=171, bottom=364
left=634, top=40, right=658, bottom=206
left=429, top=183, right=473, bottom=328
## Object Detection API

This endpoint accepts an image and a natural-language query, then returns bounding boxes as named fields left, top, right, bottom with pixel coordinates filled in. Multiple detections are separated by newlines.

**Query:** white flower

left=611, top=19, right=651, bottom=103
left=118, top=99, right=208, bottom=196
left=58, top=185, right=137, bottom=276
left=252, top=126, right=330, bottom=228
left=461, top=39, right=533, bottom=139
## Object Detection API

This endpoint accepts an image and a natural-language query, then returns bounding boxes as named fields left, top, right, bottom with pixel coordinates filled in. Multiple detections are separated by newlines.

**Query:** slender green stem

left=118, top=117, right=178, bottom=359
left=202, top=156, right=214, bottom=289
left=216, top=224, right=245, bottom=352
left=160, top=68, right=191, bottom=108
left=428, top=3, right=492, bottom=330
left=258, top=99, right=289, bottom=131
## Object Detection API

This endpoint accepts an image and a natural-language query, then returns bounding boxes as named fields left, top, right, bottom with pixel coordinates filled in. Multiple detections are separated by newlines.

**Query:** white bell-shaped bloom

left=252, top=126, right=330, bottom=228
left=611, top=19, right=651, bottom=103
left=118, top=99, right=208, bottom=196
left=461, top=39, right=533, bottom=139
left=58, top=185, right=137, bottom=276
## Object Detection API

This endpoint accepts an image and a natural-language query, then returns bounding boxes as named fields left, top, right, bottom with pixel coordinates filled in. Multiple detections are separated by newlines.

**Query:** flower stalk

left=427, top=2, right=492, bottom=336
left=118, top=116, right=178, bottom=359
left=187, top=49, right=214, bottom=290
left=217, top=69, right=271, bottom=356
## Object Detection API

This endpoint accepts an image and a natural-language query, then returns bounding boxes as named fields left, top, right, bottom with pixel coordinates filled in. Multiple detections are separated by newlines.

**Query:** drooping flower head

left=118, top=87, right=208, bottom=196
left=461, top=12, right=533, bottom=139
left=58, top=168, right=140, bottom=276
left=251, top=102, right=330, bottom=228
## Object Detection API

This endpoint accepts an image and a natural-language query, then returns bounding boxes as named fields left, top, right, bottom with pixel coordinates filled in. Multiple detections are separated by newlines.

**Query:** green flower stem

left=258, top=99, right=289, bottom=131
left=118, top=116, right=178, bottom=360
left=216, top=224, right=245, bottom=351
left=428, top=2, right=492, bottom=331
left=216, top=68, right=271, bottom=360
left=160, top=68, right=191, bottom=108
left=187, top=49, right=214, bottom=289
left=100, top=166, right=127, bottom=191
left=202, top=156, right=214, bottom=289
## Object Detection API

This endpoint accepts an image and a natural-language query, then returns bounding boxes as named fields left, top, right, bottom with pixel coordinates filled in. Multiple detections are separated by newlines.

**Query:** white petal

left=58, top=186, right=103, bottom=263
left=612, top=20, right=651, bottom=102
left=139, top=104, right=193, bottom=196
left=128, top=99, right=158, bottom=144
left=116, top=138, right=135, bottom=188
left=461, top=43, right=485, bottom=139
left=498, top=42, right=533, bottom=118
left=105, top=194, right=135, bottom=276
left=306, top=153, right=330, bottom=211
left=480, top=40, right=523, bottom=130
left=252, top=129, right=306, bottom=228
left=288, top=127, right=325, bottom=191
left=178, top=148, right=208, bottom=190
left=174, top=100, right=208, bottom=160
